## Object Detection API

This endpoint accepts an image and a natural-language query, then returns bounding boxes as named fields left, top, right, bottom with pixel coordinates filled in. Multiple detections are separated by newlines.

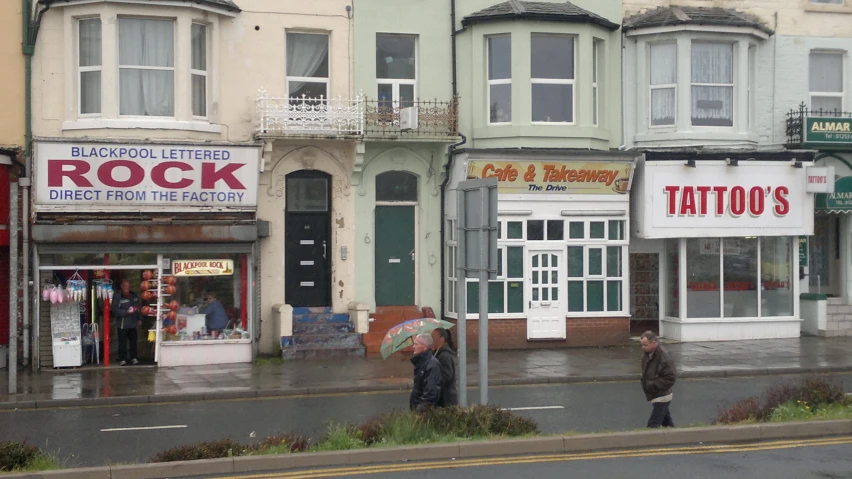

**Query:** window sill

left=804, top=4, right=852, bottom=14
left=62, top=119, right=223, bottom=134
left=634, top=130, right=758, bottom=145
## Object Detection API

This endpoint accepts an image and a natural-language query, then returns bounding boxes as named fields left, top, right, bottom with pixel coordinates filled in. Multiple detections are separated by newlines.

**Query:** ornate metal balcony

left=256, top=89, right=364, bottom=137
left=364, top=97, right=459, bottom=139
left=786, top=102, right=852, bottom=146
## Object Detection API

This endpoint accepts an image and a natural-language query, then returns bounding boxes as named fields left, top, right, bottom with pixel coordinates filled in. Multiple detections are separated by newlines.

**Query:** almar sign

left=805, top=117, right=852, bottom=144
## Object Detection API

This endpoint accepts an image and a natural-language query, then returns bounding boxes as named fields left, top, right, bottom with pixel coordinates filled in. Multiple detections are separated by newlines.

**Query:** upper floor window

left=286, top=32, right=329, bottom=100
left=649, top=43, right=676, bottom=127
left=78, top=18, right=101, bottom=116
left=191, top=23, right=208, bottom=118
left=691, top=42, right=734, bottom=127
left=487, top=35, right=511, bottom=124
left=376, top=34, right=416, bottom=106
left=592, top=40, right=599, bottom=126
left=118, top=18, right=175, bottom=117
left=810, top=51, right=844, bottom=112
left=531, top=34, right=574, bottom=124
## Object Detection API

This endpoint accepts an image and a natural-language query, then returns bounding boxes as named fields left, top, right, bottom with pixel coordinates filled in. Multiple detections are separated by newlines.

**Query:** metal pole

left=455, top=191, right=467, bottom=406
left=20, top=179, right=29, bottom=367
left=478, top=187, right=489, bottom=405
left=8, top=182, right=18, bottom=394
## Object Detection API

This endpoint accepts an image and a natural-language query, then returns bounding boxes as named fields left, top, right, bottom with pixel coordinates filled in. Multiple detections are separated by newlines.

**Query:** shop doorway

left=374, top=171, right=418, bottom=306
left=629, top=253, right=660, bottom=336
left=285, top=170, right=332, bottom=307
left=527, top=250, right=565, bottom=339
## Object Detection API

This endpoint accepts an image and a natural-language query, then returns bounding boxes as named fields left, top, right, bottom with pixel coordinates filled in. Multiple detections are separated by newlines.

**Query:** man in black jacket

left=111, top=280, right=142, bottom=366
left=409, top=334, right=442, bottom=411
left=431, top=328, right=459, bottom=407
left=640, top=331, right=676, bottom=428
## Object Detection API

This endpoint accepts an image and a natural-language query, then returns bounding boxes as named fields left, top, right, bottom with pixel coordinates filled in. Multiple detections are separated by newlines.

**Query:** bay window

left=119, top=18, right=175, bottom=117
left=286, top=32, right=330, bottom=101
left=78, top=18, right=101, bottom=116
left=531, top=34, right=574, bottom=123
left=487, top=35, right=511, bottom=124
left=690, top=42, right=734, bottom=127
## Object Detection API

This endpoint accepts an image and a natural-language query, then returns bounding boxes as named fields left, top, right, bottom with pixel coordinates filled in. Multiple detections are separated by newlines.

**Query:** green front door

left=375, top=206, right=415, bottom=306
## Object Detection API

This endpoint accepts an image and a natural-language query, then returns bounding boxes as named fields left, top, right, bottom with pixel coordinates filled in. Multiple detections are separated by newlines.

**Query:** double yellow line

left=214, top=436, right=852, bottom=479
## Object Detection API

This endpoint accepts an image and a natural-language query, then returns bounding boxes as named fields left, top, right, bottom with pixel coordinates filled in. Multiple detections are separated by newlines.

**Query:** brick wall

left=445, top=317, right=629, bottom=350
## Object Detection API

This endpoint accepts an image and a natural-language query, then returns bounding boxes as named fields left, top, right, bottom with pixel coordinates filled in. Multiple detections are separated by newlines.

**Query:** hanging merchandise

left=66, top=270, right=87, bottom=304
left=41, top=282, right=55, bottom=302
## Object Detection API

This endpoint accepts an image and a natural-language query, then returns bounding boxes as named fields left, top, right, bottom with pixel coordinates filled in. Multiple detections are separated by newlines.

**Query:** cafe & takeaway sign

left=172, top=260, right=234, bottom=277
left=467, top=160, right=634, bottom=195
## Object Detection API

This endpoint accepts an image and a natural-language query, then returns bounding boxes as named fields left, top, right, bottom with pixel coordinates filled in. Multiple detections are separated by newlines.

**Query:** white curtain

left=119, top=18, right=175, bottom=116
left=691, top=43, right=733, bottom=126
left=79, top=18, right=101, bottom=114
left=650, top=44, right=676, bottom=125
left=286, top=33, right=329, bottom=96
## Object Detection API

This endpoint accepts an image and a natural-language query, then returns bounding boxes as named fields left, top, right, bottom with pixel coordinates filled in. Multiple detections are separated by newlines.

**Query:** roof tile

left=463, top=0, right=620, bottom=30
left=623, top=6, right=772, bottom=34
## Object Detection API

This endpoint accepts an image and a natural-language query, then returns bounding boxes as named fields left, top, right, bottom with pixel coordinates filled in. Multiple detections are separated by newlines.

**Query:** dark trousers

left=647, top=401, right=675, bottom=428
left=118, top=327, right=138, bottom=361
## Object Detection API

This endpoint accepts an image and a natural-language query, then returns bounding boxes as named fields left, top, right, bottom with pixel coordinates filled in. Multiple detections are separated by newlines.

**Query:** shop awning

left=816, top=176, right=852, bottom=213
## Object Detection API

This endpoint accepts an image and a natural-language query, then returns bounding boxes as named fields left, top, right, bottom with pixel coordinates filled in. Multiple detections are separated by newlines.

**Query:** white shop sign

left=34, top=142, right=260, bottom=211
left=633, top=161, right=814, bottom=238
left=805, top=166, right=835, bottom=193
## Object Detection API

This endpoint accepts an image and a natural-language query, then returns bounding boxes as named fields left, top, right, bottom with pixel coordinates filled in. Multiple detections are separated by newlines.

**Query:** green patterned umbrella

left=380, top=318, right=455, bottom=359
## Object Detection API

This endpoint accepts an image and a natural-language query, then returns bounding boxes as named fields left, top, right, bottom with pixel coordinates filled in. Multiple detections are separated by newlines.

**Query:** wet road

left=2, top=372, right=850, bottom=467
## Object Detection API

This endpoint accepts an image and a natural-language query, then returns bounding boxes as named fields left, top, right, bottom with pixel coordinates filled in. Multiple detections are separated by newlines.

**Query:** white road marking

left=101, top=425, right=187, bottom=432
left=503, top=406, right=565, bottom=411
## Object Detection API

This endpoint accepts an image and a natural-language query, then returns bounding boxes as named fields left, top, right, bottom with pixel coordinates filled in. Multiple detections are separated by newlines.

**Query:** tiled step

left=294, top=312, right=351, bottom=324
left=282, top=345, right=366, bottom=360
left=293, top=322, right=354, bottom=334
left=293, top=306, right=333, bottom=314
left=294, top=333, right=363, bottom=347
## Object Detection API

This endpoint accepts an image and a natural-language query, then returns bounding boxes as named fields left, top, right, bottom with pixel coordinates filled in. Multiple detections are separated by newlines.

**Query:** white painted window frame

left=286, top=31, right=331, bottom=100
left=117, top=16, right=177, bottom=119
left=487, top=34, right=512, bottom=126
left=77, top=16, right=102, bottom=118
left=530, top=34, right=576, bottom=125
left=809, top=50, right=845, bottom=112
left=593, top=40, right=599, bottom=126
left=689, top=41, right=736, bottom=128
left=190, top=22, right=209, bottom=119
left=376, top=34, right=418, bottom=106
left=648, top=42, right=677, bottom=128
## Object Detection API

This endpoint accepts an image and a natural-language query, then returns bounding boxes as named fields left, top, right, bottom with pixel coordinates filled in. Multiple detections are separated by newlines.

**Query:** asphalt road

left=204, top=438, right=852, bottom=479
left=2, top=372, right=851, bottom=467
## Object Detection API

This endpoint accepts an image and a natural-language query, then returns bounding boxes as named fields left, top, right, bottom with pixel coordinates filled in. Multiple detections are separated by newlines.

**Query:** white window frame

left=810, top=0, right=844, bottom=4
left=487, top=34, right=512, bottom=125
left=77, top=16, right=102, bottom=118
left=593, top=40, right=599, bottom=126
left=809, top=50, right=845, bottom=112
left=530, top=34, right=576, bottom=125
left=117, top=16, right=177, bottom=119
left=690, top=41, right=735, bottom=128
left=748, top=45, right=756, bottom=129
left=565, top=219, right=627, bottom=316
left=648, top=42, right=677, bottom=128
left=190, top=22, right=209, bottom=119
left=376, top=34, right=418, bottom=106
left=286, top=31, right=330, bottom=100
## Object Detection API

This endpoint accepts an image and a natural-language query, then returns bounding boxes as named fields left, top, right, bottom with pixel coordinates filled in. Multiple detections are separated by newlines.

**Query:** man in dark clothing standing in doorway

left=409, top=333, right=442, bottom=411
left=640, top=331, right=676, bottom=428
left=111, top=280, right=142, bottom=366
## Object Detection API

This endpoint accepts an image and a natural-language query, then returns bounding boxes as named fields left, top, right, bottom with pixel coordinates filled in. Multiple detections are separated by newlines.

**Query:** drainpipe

left=439, top=0, right=466, bottom=318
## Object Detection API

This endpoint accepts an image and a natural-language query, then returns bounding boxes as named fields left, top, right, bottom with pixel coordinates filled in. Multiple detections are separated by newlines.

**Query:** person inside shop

left=111, top=279, right=142, bottom=366
left=204, top=291, right=229, bottom=337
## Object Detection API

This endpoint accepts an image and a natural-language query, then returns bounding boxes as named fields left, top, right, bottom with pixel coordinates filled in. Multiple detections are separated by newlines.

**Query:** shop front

left=445, top=150, right=640, bottom=348
left=631, top=152, right=817, bottom=341
left=32, top=140, right=261, bottom=369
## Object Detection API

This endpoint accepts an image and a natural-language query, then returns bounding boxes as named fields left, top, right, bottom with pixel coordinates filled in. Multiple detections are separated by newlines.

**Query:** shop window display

left=686, top=238, right=721, bottom=318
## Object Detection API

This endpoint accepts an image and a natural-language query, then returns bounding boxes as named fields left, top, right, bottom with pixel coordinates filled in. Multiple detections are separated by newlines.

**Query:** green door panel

left=375, top=206, right=415, bottom=306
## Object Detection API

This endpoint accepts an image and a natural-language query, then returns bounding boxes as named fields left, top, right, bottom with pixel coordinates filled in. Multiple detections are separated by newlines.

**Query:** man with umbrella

left=409, top=333, right=442, bottom=412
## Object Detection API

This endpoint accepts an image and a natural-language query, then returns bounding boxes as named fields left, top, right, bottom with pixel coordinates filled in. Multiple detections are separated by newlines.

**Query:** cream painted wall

left=0, top=2, right=24, bottom=149
left=623, top=0, right=852, bottom=38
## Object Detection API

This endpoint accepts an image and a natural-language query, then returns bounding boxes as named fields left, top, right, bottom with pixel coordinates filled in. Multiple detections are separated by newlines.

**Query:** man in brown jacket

left=640, top=331, right=676, bottom=428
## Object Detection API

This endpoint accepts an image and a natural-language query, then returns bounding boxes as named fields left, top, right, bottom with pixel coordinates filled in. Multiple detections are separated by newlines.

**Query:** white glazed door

left=527, top=250, right=566, bottom=339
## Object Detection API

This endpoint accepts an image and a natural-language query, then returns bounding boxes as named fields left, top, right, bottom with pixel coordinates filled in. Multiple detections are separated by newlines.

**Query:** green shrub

left=0, top=441, right=50, bottom=471
left=312, top=423, right=365, bottom=451
left=151, top=439, right=245, bottom=463
left=714, top=397, right=762, bottom=424
left=251, top=434, right=311, bottom=453
left=715, top=376, right=847, bottom=424
left=420, top=405, right=540, bottom=437
left=798, top=376, right=844, bottom=408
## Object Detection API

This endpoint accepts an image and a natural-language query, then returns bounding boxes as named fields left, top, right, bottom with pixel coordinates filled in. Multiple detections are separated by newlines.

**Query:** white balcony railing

left=256, top=89, right=364, bottom=136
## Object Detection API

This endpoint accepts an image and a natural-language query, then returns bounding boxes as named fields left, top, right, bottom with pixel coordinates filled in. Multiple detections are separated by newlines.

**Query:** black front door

left=285, top=171, right=331, bottom=307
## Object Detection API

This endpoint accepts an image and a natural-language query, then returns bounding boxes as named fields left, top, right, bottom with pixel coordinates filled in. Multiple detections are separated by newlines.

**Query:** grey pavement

left=3, top=336, right=852, bottom=407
